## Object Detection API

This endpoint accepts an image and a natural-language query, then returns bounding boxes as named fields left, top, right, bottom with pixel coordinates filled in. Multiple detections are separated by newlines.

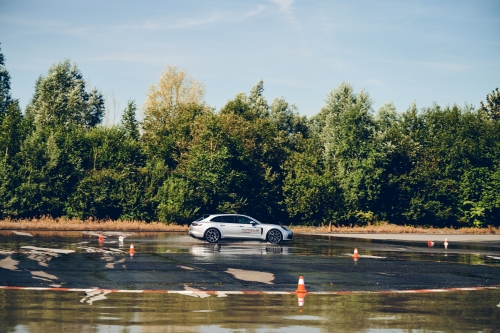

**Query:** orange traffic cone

left=428, top=240, right=434, bottom=247
left=98, top=235, right=105, bottom=243
left=444, top=238, right=448, bottom=249
left=129, top=244, right=135, bottom=253
left=353, top=248, right=360, bottom=259
left=296, top=276, right=307, bottom=293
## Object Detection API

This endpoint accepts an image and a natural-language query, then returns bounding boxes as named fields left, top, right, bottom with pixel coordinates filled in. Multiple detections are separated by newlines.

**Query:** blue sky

left=0, top=0, right=499, bottom=120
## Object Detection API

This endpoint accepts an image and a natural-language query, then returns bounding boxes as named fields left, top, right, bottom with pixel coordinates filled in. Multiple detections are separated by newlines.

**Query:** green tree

left=318, top=82, right=383, bottom=222
left=479, top=87, right=500, bottom=121
left=121, top=99, right=140, bottom=141
left=282, top=137, right=340, bottom=225
left=142, top=65, right=207, bottom=167
left=25, top=60, right=104, bottom=129
left=0, top=43, right=13, bottom=120
left=7, top=125, right=87, bottom=217
left=248, top=79, right=269, bottom=118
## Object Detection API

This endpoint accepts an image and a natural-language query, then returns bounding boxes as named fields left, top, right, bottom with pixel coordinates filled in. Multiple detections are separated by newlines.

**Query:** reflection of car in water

left=189, top=243, right=292, bottom=256
left=189, top=214, right=293, bottom=244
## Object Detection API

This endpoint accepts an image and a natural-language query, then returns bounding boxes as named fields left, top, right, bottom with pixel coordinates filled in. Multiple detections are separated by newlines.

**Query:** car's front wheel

left=205, top=228, right=221, bottom=243
left=267, top=229, right=283, bottom=244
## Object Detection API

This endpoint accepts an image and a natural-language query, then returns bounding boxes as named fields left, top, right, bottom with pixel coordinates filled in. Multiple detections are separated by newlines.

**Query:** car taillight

left=191, top=222, right=202, bottom=226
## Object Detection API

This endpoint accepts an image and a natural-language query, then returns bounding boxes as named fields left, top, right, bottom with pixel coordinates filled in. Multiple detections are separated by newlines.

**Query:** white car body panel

left=188, top=214, right=293, bottom=244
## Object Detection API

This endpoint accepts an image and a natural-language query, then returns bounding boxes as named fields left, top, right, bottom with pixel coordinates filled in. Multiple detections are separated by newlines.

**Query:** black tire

left=267, top=229, right=283, bottom=244
left=205, top=228, right=220, bottom=243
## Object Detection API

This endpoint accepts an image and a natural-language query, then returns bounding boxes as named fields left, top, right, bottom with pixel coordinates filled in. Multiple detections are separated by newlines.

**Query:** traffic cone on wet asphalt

left=444, top=238, right=448, bottom=249
left=129, top=244, right=135, bottom=253
left=98, top=235, right=105, bottom=243
left=428, top=240, right=434, bottom=247
left=296, top=276, right=307, bottom=293
left=353, top=248, right=360, bottom=259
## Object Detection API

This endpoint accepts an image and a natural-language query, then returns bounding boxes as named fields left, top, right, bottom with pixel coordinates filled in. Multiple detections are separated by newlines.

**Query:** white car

left=189, top=214, right=293, bottom=244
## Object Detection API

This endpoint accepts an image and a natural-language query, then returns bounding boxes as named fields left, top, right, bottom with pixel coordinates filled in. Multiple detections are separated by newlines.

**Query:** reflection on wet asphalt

left=0, top=289, right=499, bottom=332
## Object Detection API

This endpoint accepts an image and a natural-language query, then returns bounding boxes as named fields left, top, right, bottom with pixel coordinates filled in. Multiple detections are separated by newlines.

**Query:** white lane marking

left=12, top=231, right=33, bottom=237
left=32, top=277, right=53, bottom=282
left=497, top=303, right=500, bottom=308
left=0, top=250, right=15, bottom=255
left=31, top=271, right=58, bottom=280
left=21, top=246, right=75, bottom=254
left=182, top=285, right=211, bottom=298
left=226, top=268, right=274, bottom=285
left=0, top=256, right=19, bottom=271
left=487, top=256, right=500, bottom=260
left=178, top=265, right=194, bottom=270
left=26, top=250, right=59, bottom=267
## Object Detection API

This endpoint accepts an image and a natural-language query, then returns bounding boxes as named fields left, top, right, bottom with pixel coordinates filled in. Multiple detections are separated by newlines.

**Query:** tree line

left=1, top=45, right=499, bottom=227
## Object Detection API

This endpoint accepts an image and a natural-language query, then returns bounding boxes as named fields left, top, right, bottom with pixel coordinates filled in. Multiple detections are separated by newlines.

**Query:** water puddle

left=1, top=290, right=499, bottom=332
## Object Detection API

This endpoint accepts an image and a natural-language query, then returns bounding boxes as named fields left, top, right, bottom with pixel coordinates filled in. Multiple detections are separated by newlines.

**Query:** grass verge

left=291, top=223, right=500, bottom=234
left=0, top=217, right=187, bottom=231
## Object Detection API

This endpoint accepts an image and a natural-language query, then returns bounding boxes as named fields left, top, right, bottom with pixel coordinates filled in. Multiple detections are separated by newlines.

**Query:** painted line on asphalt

left=1, top=285, right=500, bottom=295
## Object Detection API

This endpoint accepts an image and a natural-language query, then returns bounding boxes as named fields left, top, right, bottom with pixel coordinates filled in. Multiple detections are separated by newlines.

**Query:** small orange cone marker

left=296, top=276, right=307, bottom=293
left=444, top=238, right=448, bottom=249
left=129, top=244, right=135, bottom=253
left=98, top=235, right=105, bottom=243
left=353, top=248, right=360, bottom=259
left=427, top=240, right=434, bottom=247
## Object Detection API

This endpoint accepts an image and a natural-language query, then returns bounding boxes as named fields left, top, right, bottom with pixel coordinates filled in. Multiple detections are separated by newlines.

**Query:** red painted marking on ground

left=143, top=290, right=168, bottom=294
left=48, top=287, right=71, bottom=291
left=1, top=285, right=500, bottom=294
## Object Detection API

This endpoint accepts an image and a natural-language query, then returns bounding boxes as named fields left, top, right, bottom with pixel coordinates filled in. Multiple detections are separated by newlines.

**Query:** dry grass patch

left=0, top=217, right=188, bottom=232
left=1, top=218, right=498, bottom=234
left=290, top=223, right=500, bottom=234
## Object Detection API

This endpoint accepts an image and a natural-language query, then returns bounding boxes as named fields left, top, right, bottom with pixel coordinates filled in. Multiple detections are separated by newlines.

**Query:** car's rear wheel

left=205, top=228, right=220, bottom=243
left=267, top=229, right=283, bottom=244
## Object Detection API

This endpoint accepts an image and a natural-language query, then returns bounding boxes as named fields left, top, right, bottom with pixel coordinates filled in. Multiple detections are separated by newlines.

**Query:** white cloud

left=173, top=11, right=224, bottom=29
left=268, top=0, right=294, bottom=13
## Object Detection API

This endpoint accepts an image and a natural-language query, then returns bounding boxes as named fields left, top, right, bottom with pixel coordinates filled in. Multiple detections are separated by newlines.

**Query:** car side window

left=236, top=216, right=252, bottom=224
left=210, top=216, right=224, bottom=222
left=222, top=216, right=235, bottom=223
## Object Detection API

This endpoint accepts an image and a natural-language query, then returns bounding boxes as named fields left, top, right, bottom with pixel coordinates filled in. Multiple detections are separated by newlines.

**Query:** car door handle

left=220, top=224, right=225, bottom=227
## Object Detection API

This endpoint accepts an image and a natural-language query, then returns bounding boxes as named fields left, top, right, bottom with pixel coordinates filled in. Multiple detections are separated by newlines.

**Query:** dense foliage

left=0, top=46, right=499, bottom=227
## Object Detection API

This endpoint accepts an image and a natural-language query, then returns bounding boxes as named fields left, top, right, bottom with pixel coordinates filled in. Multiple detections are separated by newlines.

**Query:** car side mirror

left=250, top=222, right=257, bottom=226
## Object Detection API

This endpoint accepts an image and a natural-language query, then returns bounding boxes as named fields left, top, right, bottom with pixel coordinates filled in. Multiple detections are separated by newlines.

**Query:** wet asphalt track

left=1, top=230, right=500, bottom=292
